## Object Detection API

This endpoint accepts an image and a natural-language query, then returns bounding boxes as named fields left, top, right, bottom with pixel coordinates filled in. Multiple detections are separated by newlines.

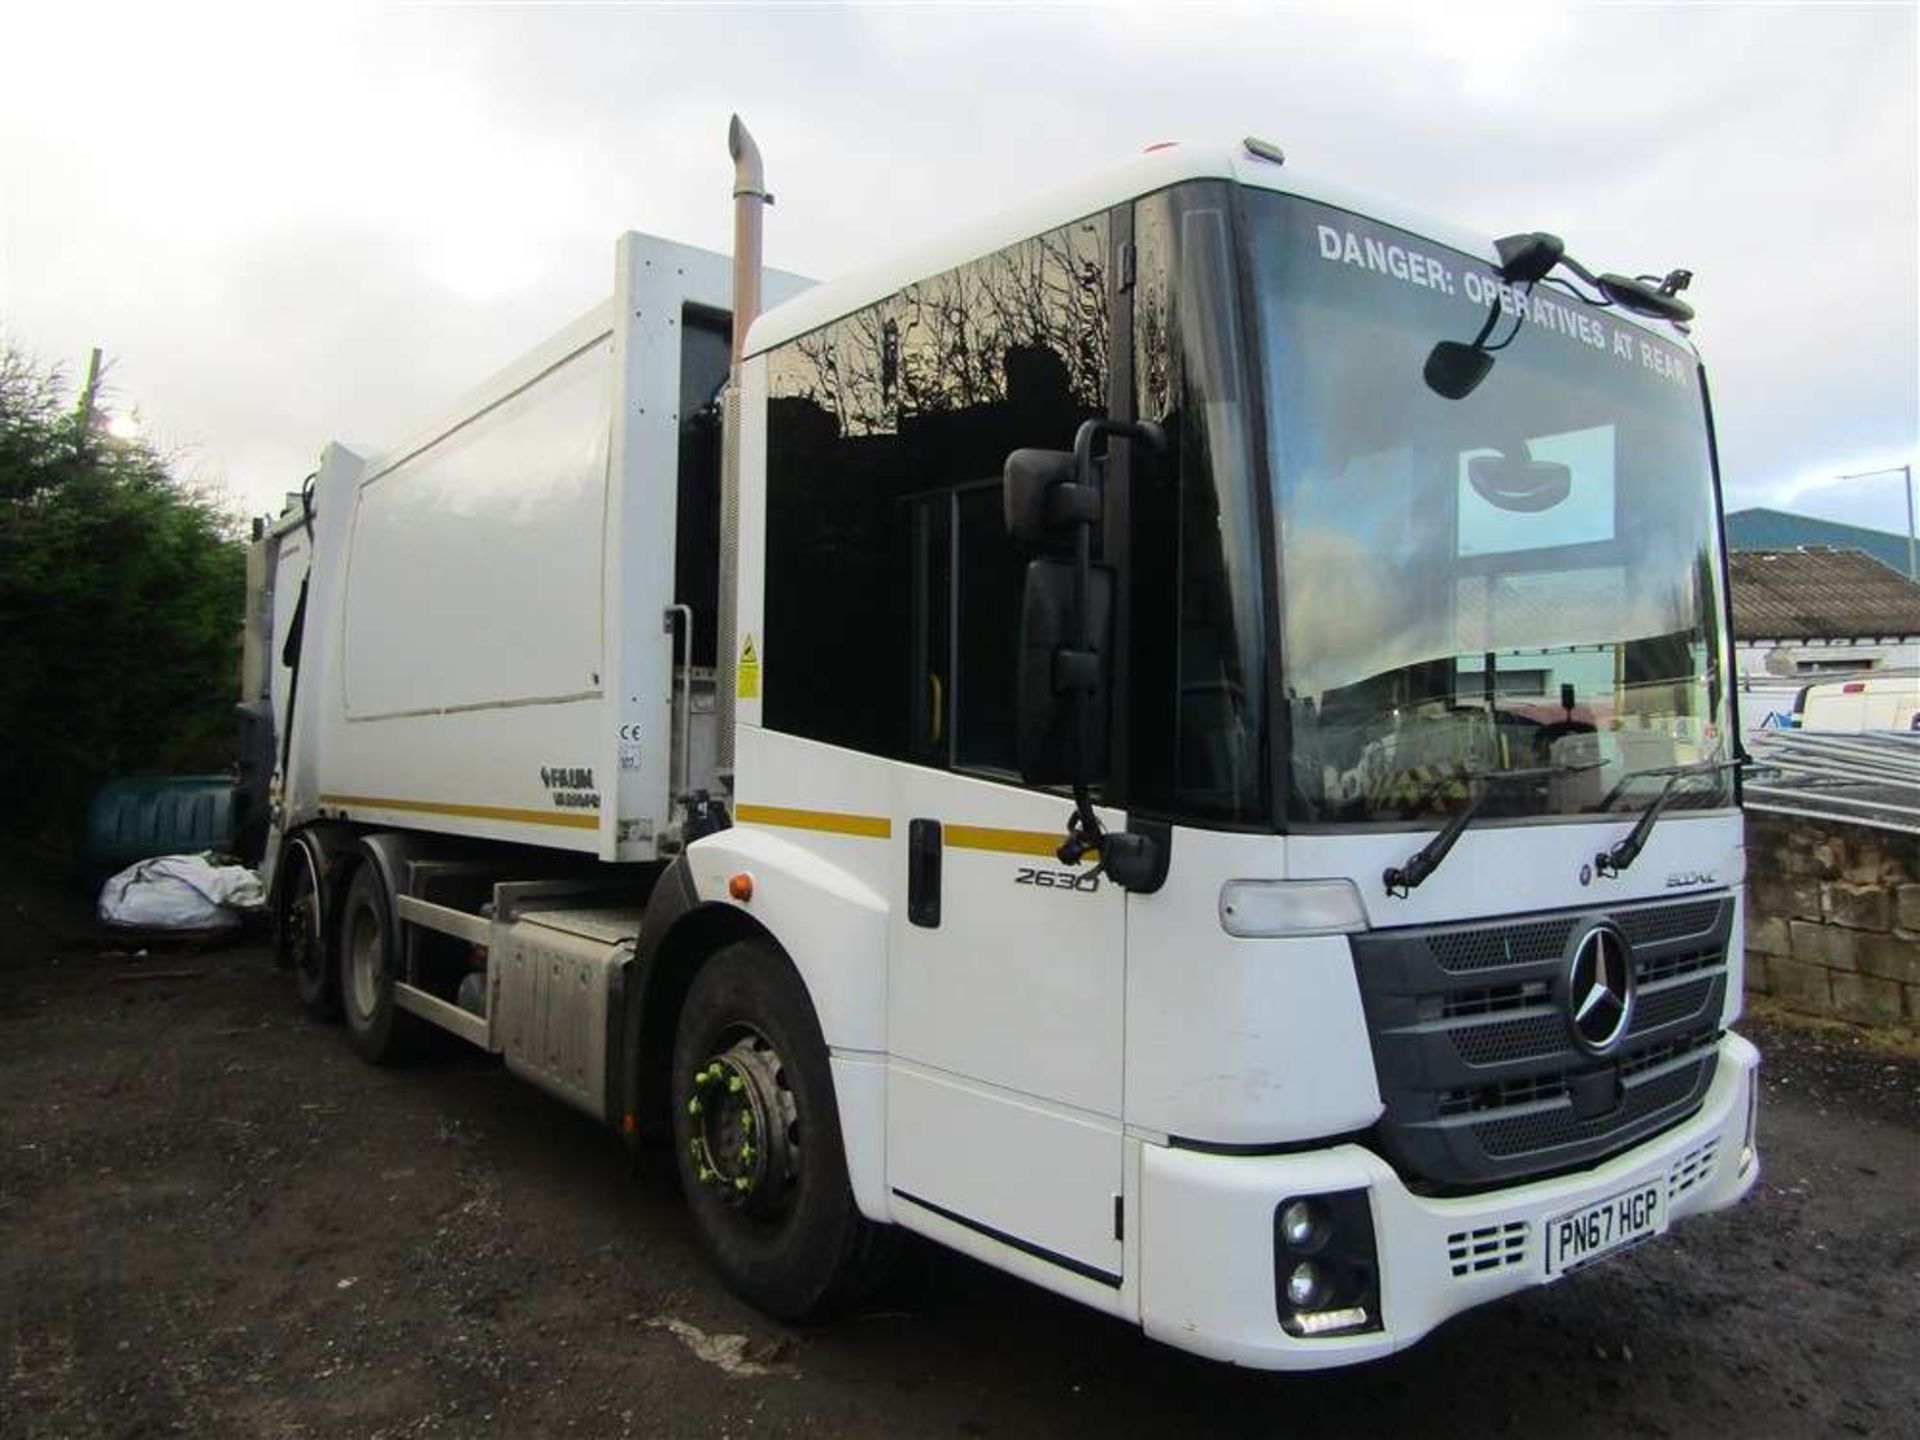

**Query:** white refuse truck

left=257, top=120, right=1759, bottom=1367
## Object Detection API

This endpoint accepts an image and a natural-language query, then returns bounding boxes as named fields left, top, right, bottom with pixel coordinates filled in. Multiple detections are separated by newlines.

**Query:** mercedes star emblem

left=1566, top=923, right=1635, bottom=1055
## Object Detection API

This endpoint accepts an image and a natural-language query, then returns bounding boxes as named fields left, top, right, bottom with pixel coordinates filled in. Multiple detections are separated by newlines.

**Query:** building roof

left=1725, top=507, right=1915, bottom=577
left=1729, top=546, right=1920, bottom=641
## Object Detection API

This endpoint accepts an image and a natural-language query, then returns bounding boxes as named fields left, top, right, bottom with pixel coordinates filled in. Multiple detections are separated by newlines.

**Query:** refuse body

left=97, top=853, right=265, bottom=934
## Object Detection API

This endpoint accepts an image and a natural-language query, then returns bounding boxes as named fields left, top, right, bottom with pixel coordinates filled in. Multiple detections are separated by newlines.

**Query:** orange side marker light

left=728, top=873, right=754, bottom=902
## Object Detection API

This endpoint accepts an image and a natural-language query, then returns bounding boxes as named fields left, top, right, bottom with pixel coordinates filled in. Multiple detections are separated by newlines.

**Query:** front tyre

left=670, top=940, right=895, bottom=1320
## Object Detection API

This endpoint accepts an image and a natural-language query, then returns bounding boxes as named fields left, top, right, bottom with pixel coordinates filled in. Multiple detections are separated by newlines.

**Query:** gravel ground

left=2, top=866, right=1917, bottom=1439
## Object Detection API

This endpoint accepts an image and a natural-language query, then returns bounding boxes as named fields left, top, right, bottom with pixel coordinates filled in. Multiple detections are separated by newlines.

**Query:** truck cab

left=715, top=141, right=1755, bottom=1364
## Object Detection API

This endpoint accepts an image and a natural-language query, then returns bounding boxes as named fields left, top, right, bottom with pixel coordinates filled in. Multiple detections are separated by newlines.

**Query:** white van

left=1793, top=668, right=1920, bottom=731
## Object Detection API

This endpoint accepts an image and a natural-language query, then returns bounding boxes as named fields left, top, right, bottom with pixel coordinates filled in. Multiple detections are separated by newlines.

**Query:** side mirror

left=1099, top=827, right=1169, bottom=894
left=1004, top=448, right=1092, bottom=550
left=1467, top=453, right=1573, bottom=513
left=1017, top=558, right=1112, bottom=784
left=1006, top=418, right=1164, bottom=886
left=1598, top=272, right=1694, bottom=324
left=1424, top=341, right=1495, bottom=400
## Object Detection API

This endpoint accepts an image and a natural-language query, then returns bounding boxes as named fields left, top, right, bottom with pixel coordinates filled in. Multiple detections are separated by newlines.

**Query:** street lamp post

left=1834, top=463, right=1917, bottom=581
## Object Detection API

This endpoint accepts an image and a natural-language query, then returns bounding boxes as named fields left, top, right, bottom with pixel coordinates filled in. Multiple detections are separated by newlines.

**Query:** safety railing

left=1743, top=730, right=1920, bottom=836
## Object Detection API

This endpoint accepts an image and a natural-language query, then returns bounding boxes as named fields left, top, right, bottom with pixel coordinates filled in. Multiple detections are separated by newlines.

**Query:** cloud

left=0, top=3, right=1912, bottom=525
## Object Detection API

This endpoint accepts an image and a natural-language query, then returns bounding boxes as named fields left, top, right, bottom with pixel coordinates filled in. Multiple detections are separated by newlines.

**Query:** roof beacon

left=1243, top=136, right=1287, bottom=166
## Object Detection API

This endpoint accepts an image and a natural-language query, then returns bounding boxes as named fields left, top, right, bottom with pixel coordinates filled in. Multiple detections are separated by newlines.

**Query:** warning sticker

left=736, top=635, right=761, bottom=700
left=1308, top=212, right=1694, bottom=392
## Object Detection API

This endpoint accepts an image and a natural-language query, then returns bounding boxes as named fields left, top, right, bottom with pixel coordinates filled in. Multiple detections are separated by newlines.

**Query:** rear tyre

left=670, top=940, right=896, bottom=1320
left=280, top=836, right=338, bottom=1021
left=338, top=861, right=419, bottom=1064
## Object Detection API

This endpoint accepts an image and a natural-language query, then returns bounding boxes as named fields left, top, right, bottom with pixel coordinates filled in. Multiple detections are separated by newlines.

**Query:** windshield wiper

left=1594, top=756, right=1743, bottom=814
left=1383, top=761, right=1599, bottom=899
left=1593, top=758, right=1745, bottom=878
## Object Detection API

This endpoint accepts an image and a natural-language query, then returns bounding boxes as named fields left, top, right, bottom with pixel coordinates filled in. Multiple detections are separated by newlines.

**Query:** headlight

left=1285, top=1260, right=1325, bottom=1309
left=1280, top=1199, right=1327, bottom=1252
left=1274, top=1189, right=1382, bottom=1338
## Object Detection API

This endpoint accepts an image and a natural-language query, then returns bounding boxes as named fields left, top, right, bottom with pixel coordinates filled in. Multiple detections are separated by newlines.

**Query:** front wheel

left=670, top=940, right=895, bottom=1320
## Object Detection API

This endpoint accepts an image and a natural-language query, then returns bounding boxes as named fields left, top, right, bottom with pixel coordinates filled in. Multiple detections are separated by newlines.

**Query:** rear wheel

left=338, top=862, right=419, bottom=1064
left=670, top=940, right=895, bottom=1320
left=280, top=836, right=337, bottom=1020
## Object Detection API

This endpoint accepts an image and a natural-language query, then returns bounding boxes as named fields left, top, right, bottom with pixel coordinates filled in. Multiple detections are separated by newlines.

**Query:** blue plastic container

left=82, top=775, right=237, bottom=880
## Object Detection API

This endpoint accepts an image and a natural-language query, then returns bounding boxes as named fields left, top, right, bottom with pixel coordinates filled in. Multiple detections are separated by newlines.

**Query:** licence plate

left=1544, top=1181, right=1665, bottom=1275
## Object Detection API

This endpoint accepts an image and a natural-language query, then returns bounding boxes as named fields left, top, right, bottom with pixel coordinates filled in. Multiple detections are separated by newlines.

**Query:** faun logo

left=540, top=766, right=595, bottom=791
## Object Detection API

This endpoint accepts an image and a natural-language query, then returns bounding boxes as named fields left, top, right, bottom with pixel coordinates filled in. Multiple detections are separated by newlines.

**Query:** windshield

left=1246, top=191, right=1733, bottom=825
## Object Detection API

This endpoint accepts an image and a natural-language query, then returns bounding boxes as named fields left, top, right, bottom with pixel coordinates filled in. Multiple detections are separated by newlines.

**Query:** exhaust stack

left=728, top=114, right=769, bottom=363
left=715, top=115, right=770, bottom=788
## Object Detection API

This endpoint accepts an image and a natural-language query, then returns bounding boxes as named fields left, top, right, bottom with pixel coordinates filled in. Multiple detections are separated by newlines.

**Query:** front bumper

left=1138, top=1032, right=1759, bottom=1370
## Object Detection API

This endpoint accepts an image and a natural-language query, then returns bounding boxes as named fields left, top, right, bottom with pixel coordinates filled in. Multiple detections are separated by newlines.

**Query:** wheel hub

left=686, top=1036, right=798, bottom=1214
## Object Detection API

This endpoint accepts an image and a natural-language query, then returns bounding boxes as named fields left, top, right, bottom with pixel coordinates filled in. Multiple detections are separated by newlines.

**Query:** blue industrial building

left=1725, top=508, right=1914, bottom=578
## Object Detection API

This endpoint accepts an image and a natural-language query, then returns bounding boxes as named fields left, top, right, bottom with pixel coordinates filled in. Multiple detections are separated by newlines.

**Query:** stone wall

left=1744, top=813, right=1920, bottom=1027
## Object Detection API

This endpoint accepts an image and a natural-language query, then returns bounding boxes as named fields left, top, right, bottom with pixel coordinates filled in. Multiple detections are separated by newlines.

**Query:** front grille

left=1633, top=977, right=1716, bottom=1031
left=1451, top=1013, right=1567, bottom=1066
left=1441, top=982, right=1543, bottom=1018
left=1474, top=1053, right=1707, bottom=1157
left=1617, top=900, right=1725, bottom=947
left=1439, top=1070, right=1570, bottom=1117
left=1352, top=894, right=1733, bottom=1191
left=1639, top=945, right=1723, bottom=985
left=1425, top=899, right=1721, bottom=975
left=1430, top=919, right=1576, bottom=973
left=1621, top=1026, right=1721, bottom=1078
left=1443, top=969, right=1715, bottom=1069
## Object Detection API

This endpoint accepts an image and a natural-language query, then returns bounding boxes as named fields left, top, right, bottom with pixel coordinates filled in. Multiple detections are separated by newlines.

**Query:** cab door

left=885, top=483, right=1128, bottom=1290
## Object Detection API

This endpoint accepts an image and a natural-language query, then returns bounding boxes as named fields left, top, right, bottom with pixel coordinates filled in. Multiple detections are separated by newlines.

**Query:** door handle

left=908, top=818, right=942, bottom=928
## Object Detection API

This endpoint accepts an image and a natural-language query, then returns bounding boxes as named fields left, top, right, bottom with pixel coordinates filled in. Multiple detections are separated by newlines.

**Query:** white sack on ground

left=98, top=853, right=266, bottom=931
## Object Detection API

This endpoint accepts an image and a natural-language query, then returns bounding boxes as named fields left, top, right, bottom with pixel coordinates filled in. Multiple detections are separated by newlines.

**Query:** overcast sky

left=2, top=3, right=1914, bottom=532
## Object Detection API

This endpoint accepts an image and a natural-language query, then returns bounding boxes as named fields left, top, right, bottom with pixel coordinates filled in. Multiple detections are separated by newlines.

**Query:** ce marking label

left=618, top=724, right=644, bottom=741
